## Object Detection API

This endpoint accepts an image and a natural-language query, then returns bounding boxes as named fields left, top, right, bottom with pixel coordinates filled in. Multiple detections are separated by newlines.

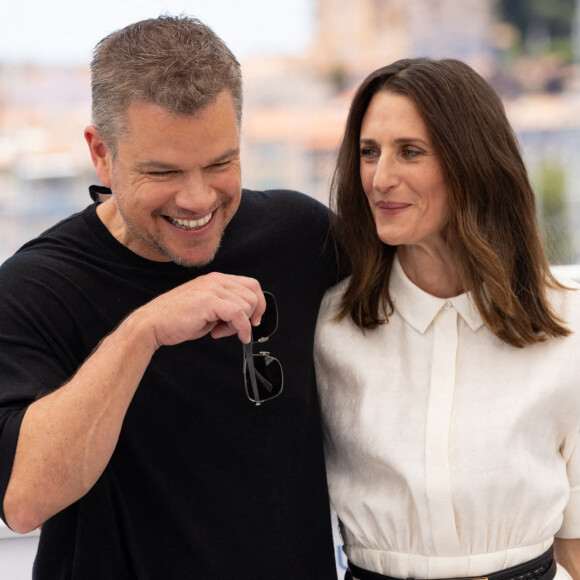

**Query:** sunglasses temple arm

left=255, top=369, right=273, bottom=393
left=243, top=341, right=261, bottom=403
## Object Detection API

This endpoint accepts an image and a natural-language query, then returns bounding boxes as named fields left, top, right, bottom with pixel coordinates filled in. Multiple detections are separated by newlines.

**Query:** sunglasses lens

left=245, top=354, right=283, bottom=403
left=253, top=292, right=278, bottom=342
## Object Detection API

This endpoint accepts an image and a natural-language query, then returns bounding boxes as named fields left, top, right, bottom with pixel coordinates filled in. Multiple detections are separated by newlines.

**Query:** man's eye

left=211, top=161, right=231, bottom=169
left=149, top=171, right=175, bottom=177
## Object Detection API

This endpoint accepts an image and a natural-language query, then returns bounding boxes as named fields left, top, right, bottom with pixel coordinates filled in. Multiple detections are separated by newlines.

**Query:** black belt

left=347, top=546, right=556, bottom=580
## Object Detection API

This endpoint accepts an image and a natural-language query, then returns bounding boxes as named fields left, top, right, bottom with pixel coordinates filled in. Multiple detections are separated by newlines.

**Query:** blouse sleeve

left=556, top=430, right=580, bottom=538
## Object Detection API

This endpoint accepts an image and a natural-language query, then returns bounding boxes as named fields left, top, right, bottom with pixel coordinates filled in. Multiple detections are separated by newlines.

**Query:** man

left=0, top=16, right=339, bottom=579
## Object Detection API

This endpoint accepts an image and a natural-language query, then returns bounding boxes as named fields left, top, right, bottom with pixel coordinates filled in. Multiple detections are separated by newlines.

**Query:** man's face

left=92, top=91, right=242, bottom=267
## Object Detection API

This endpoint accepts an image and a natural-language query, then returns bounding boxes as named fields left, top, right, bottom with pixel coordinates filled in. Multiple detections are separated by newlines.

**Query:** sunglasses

left=242, top=292, right=283, bottom=406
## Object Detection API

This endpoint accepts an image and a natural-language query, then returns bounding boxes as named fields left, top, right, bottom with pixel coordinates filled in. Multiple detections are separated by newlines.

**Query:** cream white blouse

left=314, top=255, right=580, bottom=580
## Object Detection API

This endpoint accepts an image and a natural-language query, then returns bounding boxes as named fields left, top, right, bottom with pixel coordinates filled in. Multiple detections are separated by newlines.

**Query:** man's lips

left=165, top=212, right=213, bottom=230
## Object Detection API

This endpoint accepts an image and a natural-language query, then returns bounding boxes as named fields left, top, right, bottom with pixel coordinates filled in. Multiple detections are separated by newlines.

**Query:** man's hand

left=136, top=273, right=266, bottom=349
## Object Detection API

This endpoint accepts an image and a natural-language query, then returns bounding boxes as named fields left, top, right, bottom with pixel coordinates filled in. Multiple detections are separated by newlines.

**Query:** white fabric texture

left=314, top=255, right=580, bottom=579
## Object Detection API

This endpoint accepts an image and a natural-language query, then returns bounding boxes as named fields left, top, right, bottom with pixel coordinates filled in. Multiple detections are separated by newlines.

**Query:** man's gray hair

left=90, top=14, right=243, bottom=156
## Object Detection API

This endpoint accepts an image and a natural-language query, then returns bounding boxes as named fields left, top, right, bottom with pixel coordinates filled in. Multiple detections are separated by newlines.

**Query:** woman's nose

left=373, top=155, right=399, bottom=192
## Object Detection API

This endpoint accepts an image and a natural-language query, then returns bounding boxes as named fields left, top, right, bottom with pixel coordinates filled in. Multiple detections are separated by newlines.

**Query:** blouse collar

left=390, top=254, right=484, bottom=335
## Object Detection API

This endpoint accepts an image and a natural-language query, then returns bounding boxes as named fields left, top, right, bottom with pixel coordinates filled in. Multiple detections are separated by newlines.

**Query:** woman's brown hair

left=331, top=57, right=570, bottom=347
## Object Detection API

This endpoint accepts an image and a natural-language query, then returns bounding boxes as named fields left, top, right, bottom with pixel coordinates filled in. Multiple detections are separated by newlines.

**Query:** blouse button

left=443, top=301, right=452, bottom=310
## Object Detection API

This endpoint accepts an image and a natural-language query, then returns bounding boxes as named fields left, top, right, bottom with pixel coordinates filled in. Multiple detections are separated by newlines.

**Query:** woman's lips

left=376, top=201, right=411, bottom=215
left=377, top=201, right=410, bottom=210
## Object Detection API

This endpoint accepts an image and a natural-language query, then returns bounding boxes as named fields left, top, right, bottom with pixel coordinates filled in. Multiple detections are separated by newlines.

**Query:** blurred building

left=241, top=0, right=498, bottom=207
left=241, top=0, right=580, bottom=263
left=313, top=0, right=494, bottom=79
left=0, top=64, right=95, bottom=259
left=1, top=0, right=580, bottom=263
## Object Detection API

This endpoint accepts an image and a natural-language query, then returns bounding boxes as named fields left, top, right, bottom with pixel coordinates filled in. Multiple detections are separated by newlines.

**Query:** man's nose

left=174, top=173, right=217, bottom=212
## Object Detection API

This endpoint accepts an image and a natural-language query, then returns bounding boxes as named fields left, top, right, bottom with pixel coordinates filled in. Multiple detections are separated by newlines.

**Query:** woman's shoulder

left=322, top=276, right=351, bottom=303
left=547, top=276, right=580, bottom=328
left=318, top=277, right=351, bottom=320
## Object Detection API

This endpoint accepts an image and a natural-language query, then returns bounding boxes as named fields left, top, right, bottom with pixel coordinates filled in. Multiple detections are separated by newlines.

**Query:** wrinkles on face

left=98, top=92, right=242, bottom=266
left=359, top=92, right=448, bottom=255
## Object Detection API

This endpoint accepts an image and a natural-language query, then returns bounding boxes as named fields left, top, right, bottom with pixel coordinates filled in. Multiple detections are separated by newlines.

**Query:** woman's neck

left=397, top=244, right=462, bottom=298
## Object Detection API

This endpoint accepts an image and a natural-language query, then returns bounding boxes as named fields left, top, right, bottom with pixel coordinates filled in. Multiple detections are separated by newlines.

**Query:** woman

left=314, top=58, right=580, bottom=580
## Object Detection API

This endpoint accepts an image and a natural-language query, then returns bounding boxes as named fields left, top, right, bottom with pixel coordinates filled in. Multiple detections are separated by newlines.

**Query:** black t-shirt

left=0, top=188, right=340, bottom=579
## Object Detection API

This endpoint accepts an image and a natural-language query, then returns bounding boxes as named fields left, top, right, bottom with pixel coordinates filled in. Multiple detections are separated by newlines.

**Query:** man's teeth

left=170, top=213, right=212, bottom=230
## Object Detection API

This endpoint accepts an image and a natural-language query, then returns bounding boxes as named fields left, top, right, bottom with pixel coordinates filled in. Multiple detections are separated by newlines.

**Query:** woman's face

left=359, top=91, right=449, bottom=254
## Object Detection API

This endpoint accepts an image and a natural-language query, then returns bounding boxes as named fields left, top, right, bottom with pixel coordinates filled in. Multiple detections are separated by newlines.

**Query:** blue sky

left=1, top=0, right=315, bottom=64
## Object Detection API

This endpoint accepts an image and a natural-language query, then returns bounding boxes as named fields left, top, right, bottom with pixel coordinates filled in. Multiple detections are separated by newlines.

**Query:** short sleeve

left=556, top=430, right=580, bottom=538
left=0, top=253, right=94, bottom=524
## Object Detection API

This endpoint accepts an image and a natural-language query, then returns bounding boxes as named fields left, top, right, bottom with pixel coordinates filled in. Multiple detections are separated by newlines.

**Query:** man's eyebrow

left=134, top=160, right=178, bottom=171
left=134, top=148, right=240, bottom=171
left=208, top=147, right=240, bottom=165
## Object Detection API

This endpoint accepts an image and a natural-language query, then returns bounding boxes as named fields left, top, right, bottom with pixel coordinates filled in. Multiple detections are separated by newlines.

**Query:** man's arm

left=3, top=272, right=265, bottom=534
left=555, top=538, right=580, bottom=580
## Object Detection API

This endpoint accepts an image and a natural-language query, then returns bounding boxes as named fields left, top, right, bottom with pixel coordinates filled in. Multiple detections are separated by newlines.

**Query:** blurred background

left=1, top=0, right=580, bottom=267
left=1, top=1, right=579, bottom=576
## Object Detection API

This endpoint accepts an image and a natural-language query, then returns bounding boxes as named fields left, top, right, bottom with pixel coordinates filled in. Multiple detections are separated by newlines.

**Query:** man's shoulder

left=0, top=206, right=94, bottom=280
left=241, top=188, right=328, bottom=212
left=238, top=188, right=330, bottom=231
left=14, top=207, right=92, bottom=255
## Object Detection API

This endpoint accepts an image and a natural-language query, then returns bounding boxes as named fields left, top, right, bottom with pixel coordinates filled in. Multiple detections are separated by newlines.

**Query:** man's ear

left=84, top=126, right=113, bottom=187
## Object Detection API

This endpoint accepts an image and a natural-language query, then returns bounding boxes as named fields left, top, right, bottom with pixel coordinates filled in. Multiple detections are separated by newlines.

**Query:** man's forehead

left=124, top=91, right=237, bottom=125
left=113, top=108, right=239, bottom=170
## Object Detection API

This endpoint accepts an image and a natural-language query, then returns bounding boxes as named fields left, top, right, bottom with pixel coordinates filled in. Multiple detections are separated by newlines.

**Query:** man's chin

left=158, top=242, right=221, bottom=269
left=171, top=254, right=217, bottom=269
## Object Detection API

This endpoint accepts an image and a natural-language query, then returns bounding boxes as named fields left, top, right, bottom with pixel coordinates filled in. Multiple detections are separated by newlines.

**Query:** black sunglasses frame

left=242, top=292, right=283, bottom=406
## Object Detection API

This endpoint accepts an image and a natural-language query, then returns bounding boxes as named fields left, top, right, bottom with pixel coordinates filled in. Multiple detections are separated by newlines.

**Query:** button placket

left=424, top=303, right=461, bottom=555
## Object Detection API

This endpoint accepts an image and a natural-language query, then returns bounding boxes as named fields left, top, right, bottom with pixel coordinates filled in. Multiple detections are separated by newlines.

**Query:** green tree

left=497, top=0, right=575, bottom=60
left=535, top=161, right=572, bottom=263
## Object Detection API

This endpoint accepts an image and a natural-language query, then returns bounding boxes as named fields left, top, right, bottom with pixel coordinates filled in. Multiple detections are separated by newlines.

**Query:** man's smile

left=165, top=212, right=213, bottom=231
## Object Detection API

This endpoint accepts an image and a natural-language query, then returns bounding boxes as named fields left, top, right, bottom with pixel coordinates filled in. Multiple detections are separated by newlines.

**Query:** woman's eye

left=402, top=149, right=420, bottom=159
left=360, top=148, right=378, bottom=158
